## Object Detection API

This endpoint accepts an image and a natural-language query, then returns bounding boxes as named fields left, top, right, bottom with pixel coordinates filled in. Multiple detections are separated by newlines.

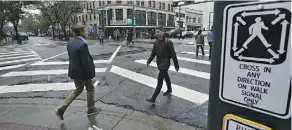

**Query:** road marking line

left=177, top=56, right=211, bottom=65
left=0, top=64, right=26, bottom=71
left=0, top=55, right=36, bottom=61
left=0, top=57, right=40, bottom=66
left=135, top=59, right=210, bottom=79
left=31, top=59, right=110, bottom=66
left=181, top=51, right=210, bottom=57
left=109, top=45, right=121, bottom=62
left=110, top=66, right=209, bottom=105
left=0, top=50, right=32, bottom=55
left=0, top=82, right=99, bottom=94
left=40, top=52, right=68, bottom=62
left=29, top=48, right=42, bottom=60
left=0, top=52, right=33, bottom=58
left=94, top=80, right=99, bottom=87
left=1, top=68, right=107, bottom=77
left=30, top=45, right=121, bottom=66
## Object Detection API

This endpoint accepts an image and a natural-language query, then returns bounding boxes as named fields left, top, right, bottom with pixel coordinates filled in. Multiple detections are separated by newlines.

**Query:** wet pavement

left=0, top=98, right=202, bottom=130
left=0, top=37, right=210, bottom=129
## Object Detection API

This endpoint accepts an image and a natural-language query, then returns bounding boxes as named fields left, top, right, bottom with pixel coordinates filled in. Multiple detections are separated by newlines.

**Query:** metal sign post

left=208, top=1, right=291, bottom=130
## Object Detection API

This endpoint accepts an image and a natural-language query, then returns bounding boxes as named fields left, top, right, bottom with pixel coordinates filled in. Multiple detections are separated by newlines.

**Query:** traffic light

left=172, top=2, right=178, bottom=7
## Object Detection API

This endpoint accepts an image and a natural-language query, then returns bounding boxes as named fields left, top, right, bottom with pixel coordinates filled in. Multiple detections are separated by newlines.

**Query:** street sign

left=222, top=114, right=272, bottom=130
left=219, top=1, right=291, bottom=119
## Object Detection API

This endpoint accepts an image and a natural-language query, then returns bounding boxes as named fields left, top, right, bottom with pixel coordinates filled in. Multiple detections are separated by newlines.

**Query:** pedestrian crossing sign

left=219, top=1, right=291, bottom=119
left=230, top=4, right=290, bottom=65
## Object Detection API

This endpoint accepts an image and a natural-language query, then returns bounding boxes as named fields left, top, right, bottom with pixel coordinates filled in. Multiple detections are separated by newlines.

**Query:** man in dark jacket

left=54, top=26, right=101, bottom=120
left=146, top=26, right=180, bottom=103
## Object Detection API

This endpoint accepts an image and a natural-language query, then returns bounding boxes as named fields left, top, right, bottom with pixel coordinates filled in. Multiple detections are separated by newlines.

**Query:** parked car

left=176, top=31, right=194, bottom=39
left=13, top=32, right=29, bottom=41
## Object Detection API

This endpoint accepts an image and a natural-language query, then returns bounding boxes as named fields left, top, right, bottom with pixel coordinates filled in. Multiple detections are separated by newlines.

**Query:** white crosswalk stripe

left=1, top=68, right=107, bottom=77
left=0, top=81, right=99, bottom=94
left=0, top=48, right=41, bottom=71
left=108, top=49, right=211, bottom=106
left=110, top=66, right=209, bottom=105
left=181, top=51, right=210, bottom=57
left=177, top=56, right=211, bottom=65
left=0, top=46, right=123, bottom=93
left=134, top=59, right=210, bottom=79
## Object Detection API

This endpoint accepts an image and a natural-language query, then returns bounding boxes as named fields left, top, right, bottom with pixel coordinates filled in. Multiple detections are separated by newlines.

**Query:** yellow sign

left=222, top=114, right=272, bottom=130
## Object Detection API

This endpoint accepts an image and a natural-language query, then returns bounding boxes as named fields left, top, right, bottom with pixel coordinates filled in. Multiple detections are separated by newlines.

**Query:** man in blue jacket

left=54, top=26, right=101, bottom=120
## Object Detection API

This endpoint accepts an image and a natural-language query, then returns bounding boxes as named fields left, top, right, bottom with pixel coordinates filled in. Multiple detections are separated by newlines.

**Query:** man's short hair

left=157, top=25, right=164, bottom=31
left=73, top=26, right=84, bottom=36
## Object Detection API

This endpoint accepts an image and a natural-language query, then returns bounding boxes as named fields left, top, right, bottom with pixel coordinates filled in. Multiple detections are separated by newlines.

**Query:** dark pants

left=117, top=36, right=119, bottom=41
left=127, top=38, right=134, bottom=45
left=151, top=70, right=172, bottom=100
left=99, top=38, right=104, bottom=44
left=208, top=42, right=212, bottom=58
left=196, top=45, right=205, bottom=56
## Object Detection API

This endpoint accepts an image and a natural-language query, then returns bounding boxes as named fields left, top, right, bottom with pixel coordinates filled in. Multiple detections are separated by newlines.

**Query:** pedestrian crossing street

left=0, top=47, right=41, bottom=71
left=0, top=45, right=211, bottom=106
left=109, top=50, right=211, bottom=105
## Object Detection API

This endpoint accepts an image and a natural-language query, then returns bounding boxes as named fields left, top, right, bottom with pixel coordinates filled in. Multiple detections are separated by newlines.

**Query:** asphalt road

left=0, top=37, right=211, bottom=128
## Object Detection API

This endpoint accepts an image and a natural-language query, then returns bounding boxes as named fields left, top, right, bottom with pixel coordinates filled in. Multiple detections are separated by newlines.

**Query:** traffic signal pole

left=132, top=0, right=136, bottom=39
left=178, top=6, right=181, bottom=29
left=208, top=1, right=291, bottom=130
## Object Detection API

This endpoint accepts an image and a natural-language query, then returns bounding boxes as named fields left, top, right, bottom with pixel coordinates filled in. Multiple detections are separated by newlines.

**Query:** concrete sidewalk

left=0, top=98, right=203, bottom=130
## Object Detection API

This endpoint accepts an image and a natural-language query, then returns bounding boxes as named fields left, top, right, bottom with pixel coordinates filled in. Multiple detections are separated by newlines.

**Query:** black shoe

left=163, top=90, right=172, bottom=96
left=54, top=108, right=64, bottom=120
left=146, top=98, right=155, bottom=103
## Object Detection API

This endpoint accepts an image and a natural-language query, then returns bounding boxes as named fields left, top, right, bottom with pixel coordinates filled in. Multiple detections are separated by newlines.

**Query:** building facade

left=76, top=0, right=203, bottom=38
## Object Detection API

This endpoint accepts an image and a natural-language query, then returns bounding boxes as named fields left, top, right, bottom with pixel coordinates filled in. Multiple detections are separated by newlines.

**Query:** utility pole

left=178, top=6, right=181, bottom=29
left=132, top=0, right=136, bottom=39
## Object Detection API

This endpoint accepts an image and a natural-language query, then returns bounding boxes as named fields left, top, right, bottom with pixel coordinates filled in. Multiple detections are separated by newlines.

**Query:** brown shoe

left=87, top=107, right=101, bottom=116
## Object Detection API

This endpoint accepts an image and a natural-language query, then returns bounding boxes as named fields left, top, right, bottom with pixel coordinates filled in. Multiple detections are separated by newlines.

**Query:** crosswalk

left=0, top=47, right=41, bottom=71
left=0, top=45, right=210, bottom=107
left=0, top=45, right=121, bottom=94
left=108, top=49, right=211, bottom=105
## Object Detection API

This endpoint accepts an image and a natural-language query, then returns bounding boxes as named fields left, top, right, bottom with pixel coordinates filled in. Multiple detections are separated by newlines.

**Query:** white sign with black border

left=219, top=1, right=291, bottom=119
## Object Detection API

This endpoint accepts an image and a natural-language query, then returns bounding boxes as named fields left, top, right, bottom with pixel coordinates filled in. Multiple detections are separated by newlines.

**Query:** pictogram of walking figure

left=242, top=17, right=271, bottom=49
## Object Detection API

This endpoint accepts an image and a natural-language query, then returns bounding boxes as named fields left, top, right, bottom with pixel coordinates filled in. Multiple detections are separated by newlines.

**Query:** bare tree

left=37, top=1, right=83, bottom=40
left=5, top=1, right=38, bottom=43
left=53, top=1, right=83, bottom=40
left=37, top=1, right=57, bottom=39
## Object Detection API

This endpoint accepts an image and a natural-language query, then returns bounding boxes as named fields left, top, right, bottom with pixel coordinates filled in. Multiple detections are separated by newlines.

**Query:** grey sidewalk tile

left=56, top=111, right=122, bottom=130
left=113, top=118, right=164, bottom=130
left=124, top=111, right=196, bottom=130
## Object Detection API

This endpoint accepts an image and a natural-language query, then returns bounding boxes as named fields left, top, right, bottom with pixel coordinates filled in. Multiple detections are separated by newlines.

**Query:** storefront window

left=115, top=9, right=123, bottom=20
left=127, top=9, right=133, bottom=19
